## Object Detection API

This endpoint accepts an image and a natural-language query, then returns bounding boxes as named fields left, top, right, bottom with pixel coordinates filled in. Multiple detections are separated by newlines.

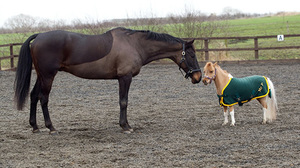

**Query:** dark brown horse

left=14, top=27, right=201, bottom=134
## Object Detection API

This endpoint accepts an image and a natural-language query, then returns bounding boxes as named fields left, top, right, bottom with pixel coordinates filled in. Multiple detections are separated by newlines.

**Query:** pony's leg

left=118, top=74, right=133, bottom=133
left=29, top=79, right=42, bottom=133
left=262, top=108, right=267, bottom=124
left=222, top=106, right=229, bottom=125
left=229, top=106, right=235, bottom=126
left=257, top=97, right=267, bottom=124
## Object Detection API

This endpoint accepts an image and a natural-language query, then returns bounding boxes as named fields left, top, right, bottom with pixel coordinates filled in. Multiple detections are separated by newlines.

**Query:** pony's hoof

left=222, top=122, right=228, bottom=126
left=230, top=123, right=235, bottom=126
left=32, top=129, right=40, bottom=133
left=49, top=130, right=59, bottom=135
left=262, top=120, right=267, bottom=124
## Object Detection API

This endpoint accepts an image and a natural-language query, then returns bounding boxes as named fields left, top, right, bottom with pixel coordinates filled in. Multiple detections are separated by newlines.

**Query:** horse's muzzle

left=191, top=71, right=202, bottom=84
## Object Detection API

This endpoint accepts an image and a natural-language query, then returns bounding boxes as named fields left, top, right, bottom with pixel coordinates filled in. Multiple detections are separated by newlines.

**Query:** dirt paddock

left=0, top=62, right=299, bottom=167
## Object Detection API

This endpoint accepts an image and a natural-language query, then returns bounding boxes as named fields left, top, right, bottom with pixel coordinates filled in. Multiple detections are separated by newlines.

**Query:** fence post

left=10, top=44, right=14, bottom=68
left=254, top=38, right=259, bottom=59
left=204, top=39, right=209, bottom=61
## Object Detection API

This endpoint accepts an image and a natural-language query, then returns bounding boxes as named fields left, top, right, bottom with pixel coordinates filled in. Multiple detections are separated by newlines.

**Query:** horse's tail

left=14, top=34, right=39, bottom=110
left=266, top=77, right=278, bottom=121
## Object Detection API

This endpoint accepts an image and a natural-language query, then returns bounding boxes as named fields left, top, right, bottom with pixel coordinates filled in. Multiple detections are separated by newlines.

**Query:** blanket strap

left=235, top=93, right=243, bottom=106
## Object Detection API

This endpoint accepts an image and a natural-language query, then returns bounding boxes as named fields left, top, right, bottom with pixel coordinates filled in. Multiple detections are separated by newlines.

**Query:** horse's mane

left=145, top=31, right=183, bottom=43
left=215, top=64, right=233, bottom=77
left=114, top=27, right=183, bottom=44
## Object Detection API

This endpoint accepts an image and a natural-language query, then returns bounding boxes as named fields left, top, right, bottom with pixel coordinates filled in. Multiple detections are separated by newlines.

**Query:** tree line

left=0, top=7, right=268, bottom=35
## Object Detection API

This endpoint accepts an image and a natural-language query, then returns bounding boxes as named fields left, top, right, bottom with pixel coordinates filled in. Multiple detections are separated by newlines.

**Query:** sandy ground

left=0, top=62, right=299, bottom=167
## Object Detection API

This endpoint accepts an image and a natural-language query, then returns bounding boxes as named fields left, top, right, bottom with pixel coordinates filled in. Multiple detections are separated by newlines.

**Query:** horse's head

left=202, top=62, right=217, bottom=85
left=178, top=40, right=202, bottom=84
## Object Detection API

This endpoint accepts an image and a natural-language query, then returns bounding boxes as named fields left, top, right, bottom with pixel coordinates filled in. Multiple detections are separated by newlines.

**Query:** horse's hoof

left=32, top=129, right=40, bottom=133
left=123, top=128, right=134, bottom=134
left=49, top=130, right=59, bottom=135
left=262, top=121, right=267, bottom=124
left=123, top=130, right=131, bottom=134
left=230, top=123, right=235, bottom=126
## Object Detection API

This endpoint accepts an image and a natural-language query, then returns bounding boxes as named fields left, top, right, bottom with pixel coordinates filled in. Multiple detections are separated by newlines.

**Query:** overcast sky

left=0, top=0, right=299, bottom=27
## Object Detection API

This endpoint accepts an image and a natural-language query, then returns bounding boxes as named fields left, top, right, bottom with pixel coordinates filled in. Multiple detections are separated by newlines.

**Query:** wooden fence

left=0, top=43, right=22, bottom=70
left=192, top=34, right=300, bottom=60
left=1, top=34, right=300, bottom=70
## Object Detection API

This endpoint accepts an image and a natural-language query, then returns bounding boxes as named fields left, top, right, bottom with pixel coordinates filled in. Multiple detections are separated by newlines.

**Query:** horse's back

left=29, top=28, right=146, bottom=79
left=31, top=30, right=83, bottom=60
left=31, top=30, right=113, bottom=67
left=32, top=30, right=79, bottom=47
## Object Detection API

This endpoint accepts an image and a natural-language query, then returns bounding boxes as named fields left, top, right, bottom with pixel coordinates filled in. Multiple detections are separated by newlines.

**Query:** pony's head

left=178, top=40, right=202, bottom=84
left=202, top=62, right=217, bottom=85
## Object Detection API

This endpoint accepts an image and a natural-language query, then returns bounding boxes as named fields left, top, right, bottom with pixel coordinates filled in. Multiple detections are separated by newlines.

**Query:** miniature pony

left=202, top=62, right=278, bottom=126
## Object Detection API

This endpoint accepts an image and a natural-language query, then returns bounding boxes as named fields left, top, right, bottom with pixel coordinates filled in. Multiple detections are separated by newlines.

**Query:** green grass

left=222, top=14, right=300, bottom=36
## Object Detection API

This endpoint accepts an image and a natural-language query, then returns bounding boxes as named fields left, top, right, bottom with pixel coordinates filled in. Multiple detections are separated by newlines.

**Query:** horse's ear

left=186, top=39, right=195, bottom=45
left=213, top=62, right=218, bottom=66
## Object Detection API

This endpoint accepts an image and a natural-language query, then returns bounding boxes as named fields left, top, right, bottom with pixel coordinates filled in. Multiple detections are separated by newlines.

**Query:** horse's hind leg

left=30, top=79, right=42, bottom=133
left=257, top=97, right=267, bottom=124
left=40, top=76, right=57, bottom=134
left=30, top=75, right=57, bottom=134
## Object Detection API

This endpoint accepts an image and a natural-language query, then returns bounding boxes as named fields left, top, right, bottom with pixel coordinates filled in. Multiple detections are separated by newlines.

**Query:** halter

left=204, top=68, right=217, bottom=83
left=179, top=43, right=202, bottom=79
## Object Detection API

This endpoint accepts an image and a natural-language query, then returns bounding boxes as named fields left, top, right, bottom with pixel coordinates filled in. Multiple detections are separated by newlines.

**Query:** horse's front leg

left=229, top=106, right=235, bottom=126
left=222, top=106, right=229, bottom=126
left=118, top=74, right=133, bottom=133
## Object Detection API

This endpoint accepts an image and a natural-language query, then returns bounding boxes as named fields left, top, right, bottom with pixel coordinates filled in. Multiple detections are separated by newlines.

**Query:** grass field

left=222, top=14, right=300, bottom=36
left=202, top=14, right=300, bottom=60
left=1, top=14, right=300, bottom=69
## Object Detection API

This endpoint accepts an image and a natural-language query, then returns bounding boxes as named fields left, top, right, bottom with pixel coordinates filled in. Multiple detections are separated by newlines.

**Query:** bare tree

left=5, top=14, right=37, bottom=33
left=2, top=14, right=39, bottom=42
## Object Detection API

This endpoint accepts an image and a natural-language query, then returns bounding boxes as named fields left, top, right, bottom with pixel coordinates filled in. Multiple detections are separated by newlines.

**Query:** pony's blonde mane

left=214, top=63, right=233, bottom=78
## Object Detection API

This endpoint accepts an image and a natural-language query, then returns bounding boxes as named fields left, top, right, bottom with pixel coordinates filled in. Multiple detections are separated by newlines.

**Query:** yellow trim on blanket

left=219, top=76, right=270, bottom=107
left=220, top=77, right=232, bottom=106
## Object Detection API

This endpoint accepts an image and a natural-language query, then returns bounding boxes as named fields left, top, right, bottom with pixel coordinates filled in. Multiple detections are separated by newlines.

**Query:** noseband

left=204, top=68, right=217, bottom=83
left=179, top=43, right=202, bottom=79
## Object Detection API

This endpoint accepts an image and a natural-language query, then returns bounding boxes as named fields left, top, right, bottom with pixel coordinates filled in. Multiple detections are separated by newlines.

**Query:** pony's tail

left=14, top=34, right=39, bottom=110
left=266, top=77, right=278, bottom=122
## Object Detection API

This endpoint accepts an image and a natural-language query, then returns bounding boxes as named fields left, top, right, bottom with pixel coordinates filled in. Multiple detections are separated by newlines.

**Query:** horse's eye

left=210, top=71, right=213, bottom=73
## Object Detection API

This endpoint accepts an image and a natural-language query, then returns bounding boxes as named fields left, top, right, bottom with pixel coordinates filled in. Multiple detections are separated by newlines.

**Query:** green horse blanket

left=218, top=75, right=270, bottom=106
